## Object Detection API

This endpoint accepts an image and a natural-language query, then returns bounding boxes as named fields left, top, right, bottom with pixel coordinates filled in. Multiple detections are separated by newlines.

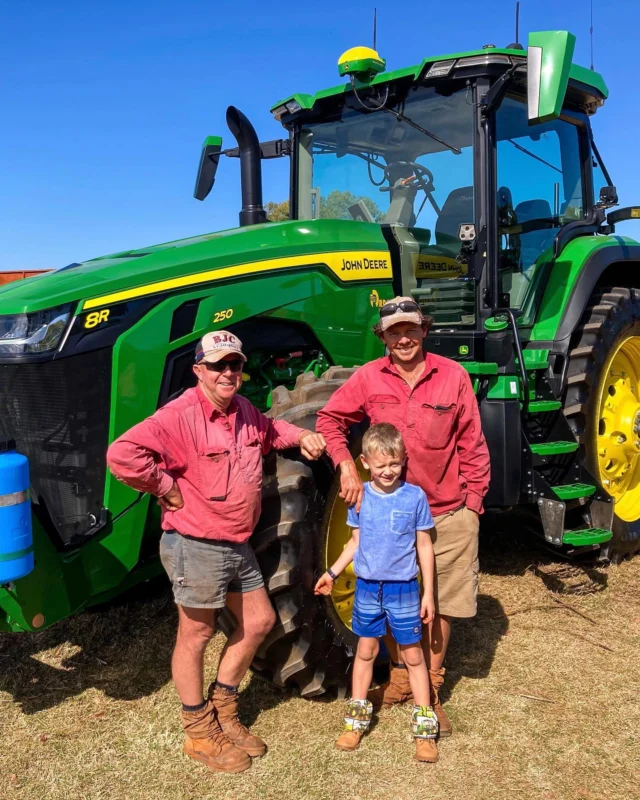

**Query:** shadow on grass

left=0, top=577, right=288, bottom=722
left=479, top=509, right=609, bottom=595
left=0, top=577, right=177, bottom=714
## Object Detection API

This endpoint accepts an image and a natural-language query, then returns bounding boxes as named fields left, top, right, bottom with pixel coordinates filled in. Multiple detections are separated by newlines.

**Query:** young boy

left=314, top=423, right=439, bottom=763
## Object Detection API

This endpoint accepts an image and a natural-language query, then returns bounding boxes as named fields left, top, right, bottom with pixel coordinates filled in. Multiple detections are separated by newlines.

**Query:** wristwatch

left=327, top=568, right=338, bottom=580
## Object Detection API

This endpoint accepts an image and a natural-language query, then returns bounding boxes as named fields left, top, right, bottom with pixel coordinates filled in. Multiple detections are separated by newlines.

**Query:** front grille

left=0, top=349, right=112, bottom=547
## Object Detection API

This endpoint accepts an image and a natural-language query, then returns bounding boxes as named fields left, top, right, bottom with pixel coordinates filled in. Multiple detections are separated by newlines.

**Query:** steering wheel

left=380, top=161, right=436, bottom=195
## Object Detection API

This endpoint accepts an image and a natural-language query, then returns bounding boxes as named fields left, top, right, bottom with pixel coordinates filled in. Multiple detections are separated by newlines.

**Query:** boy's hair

left=362, top=423, right=406, bottom=459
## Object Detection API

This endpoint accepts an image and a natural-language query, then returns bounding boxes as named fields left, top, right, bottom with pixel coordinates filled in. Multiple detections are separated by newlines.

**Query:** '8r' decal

left=84, top=309, right=110, bottom=328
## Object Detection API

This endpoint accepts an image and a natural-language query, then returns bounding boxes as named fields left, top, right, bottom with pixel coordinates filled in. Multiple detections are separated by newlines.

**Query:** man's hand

left=158, top=481, right=184, bottom=511
left=420, top=593, right=435, bottom=625
left=299, top=430, right=326, bottom=460
left=314, top=572, right=335, bottom=596
left=339, top=459, right=364, bottom=512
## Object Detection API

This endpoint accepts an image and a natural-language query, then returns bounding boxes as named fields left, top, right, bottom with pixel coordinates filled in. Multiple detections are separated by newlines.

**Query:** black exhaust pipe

left=226, top=106, right=267, bottom=227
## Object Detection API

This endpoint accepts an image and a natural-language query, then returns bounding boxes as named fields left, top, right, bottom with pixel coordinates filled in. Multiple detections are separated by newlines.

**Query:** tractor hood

left=0, top=218, right=388, bottom=317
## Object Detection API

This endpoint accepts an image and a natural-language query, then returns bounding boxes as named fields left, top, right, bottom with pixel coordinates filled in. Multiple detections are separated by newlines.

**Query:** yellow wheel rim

left=596, top=335, right=640, bottom=522
left=324, top=462, right=368, bottom=629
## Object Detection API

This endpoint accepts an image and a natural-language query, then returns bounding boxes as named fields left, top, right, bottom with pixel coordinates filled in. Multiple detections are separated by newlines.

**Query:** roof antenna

left=373, top=7, right=377, bottom=50
left=508, top=2, right=524, bottom=49
left=590, top=0, right=594, bottom=70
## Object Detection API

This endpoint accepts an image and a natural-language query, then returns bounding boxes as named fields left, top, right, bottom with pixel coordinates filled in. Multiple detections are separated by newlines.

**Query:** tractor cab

left=271, top=35, right=612, bottom=352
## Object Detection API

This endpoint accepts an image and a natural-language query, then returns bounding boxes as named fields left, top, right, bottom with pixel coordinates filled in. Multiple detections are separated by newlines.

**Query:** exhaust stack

left=226, top=106, right=267, bottom=226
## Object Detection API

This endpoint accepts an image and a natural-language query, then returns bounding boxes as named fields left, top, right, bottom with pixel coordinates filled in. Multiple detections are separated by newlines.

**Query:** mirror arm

left=480, top=65, right=520, bottom=116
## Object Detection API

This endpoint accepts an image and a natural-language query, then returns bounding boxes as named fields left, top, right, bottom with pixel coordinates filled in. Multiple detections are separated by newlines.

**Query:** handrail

left=491, top=307, right=530, bottom=413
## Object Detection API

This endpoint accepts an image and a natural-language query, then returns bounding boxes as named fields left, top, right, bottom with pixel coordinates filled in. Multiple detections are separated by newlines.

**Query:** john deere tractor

left=1, top=30, right=639, bottom=696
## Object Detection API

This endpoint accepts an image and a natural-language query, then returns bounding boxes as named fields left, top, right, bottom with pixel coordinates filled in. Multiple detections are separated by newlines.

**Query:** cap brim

left=202, top=349, right=247, bottom=364
left=379, top=311, right=424, bottom=332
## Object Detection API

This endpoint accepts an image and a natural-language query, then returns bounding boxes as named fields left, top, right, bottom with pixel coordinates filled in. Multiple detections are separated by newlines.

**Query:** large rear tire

left=219, top=368, right=359, bottom=696
left=564, top=286, right=640, bottom=559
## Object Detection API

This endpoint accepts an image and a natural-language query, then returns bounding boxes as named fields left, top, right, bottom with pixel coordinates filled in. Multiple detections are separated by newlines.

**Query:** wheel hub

left=596, top=336, right=640, bottom=521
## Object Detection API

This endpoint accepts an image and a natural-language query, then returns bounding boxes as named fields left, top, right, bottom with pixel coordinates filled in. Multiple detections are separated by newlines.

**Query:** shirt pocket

left=240, top=437, right=263, bottom=486
left=196, top=449, right=230, bottom=500
left=367, top=394, right=403, bottom=427
left=391, top=510, right=414, bottom=535
left=419, top=402, right=457, bottom=449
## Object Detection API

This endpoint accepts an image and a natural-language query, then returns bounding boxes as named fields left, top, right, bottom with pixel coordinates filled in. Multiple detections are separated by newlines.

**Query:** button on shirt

left=107, top=386, right=302, bottom=543
left=316, top=353, right=491, bottom=516
left=347, top=481, right=434, bottom=581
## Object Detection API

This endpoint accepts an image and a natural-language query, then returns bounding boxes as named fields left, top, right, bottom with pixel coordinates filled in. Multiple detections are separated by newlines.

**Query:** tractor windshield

left=297, top=84, right=476, bottom=325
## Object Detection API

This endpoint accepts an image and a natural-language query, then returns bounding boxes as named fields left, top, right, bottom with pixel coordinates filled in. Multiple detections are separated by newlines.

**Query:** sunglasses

left=203, top=358, right=244, bottom=373
left=379, top=300, right=421, bottom=318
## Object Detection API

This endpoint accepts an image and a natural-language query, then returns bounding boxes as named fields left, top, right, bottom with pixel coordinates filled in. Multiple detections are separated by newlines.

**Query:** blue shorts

left=352, top=577, right=423, bottom=645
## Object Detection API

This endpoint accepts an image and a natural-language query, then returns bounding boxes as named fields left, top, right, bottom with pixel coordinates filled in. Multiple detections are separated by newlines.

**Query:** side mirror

left=194, top=136, right=223, bottom=201
left=527, top=30, right=576, bottom=124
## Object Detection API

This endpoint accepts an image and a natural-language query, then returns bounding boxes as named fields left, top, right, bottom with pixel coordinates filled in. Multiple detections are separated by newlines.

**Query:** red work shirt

left=106, top=386, right=303, bottom=542
left=316, top=353, right=490, bottom=515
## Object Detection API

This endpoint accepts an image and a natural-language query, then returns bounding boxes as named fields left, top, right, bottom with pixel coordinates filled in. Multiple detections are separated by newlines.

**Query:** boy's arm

left=314, top=528, right=359, bottom=595
left=416, top=528, right=435, bottom=623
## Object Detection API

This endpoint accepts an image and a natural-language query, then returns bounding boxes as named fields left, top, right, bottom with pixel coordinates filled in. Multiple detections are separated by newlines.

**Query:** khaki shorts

left=431, top=505, right=479, bottom=618
left=159, top=531, right=264, bottom=609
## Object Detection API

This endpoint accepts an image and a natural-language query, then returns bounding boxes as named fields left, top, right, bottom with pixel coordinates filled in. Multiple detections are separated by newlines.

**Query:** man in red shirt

left=316, top=298, right=490, bottom=737
left=107, top=330, right=325, bottom=774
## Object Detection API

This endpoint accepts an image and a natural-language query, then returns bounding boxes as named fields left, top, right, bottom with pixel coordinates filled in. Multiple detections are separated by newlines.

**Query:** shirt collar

left=196, top=384, right=237, bottom=419
left=381, top=351, right=437, bottom=381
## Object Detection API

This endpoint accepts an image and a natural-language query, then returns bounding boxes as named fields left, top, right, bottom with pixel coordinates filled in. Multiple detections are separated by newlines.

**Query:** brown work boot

left=181, top=699, right=251, bottom=773
left=368, top=664, right=413, bottom=710
left=429, top=667, right=452, bottom=738
left=335, top=699, right=372, bottom=751
left=412, top=704, right=439, bottom=763
left=414, top=737, right=439, bottom=763
left=209, top=682, right=267, bottom=757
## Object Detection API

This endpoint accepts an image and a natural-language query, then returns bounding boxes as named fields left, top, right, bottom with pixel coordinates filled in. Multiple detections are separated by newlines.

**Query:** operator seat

left=435, top=186, right=474, bottom=251
left=515, top=199, right=555, bottom=270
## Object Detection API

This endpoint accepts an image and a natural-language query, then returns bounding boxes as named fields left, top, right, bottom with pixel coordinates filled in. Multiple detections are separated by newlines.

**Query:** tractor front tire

left=564, top=286, right=640, bottom=559
left=218, top=368, right=359, bottom=696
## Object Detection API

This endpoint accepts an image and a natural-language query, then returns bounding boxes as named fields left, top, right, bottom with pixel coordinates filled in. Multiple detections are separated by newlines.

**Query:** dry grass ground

left=1, top=523, right=639, bottom=800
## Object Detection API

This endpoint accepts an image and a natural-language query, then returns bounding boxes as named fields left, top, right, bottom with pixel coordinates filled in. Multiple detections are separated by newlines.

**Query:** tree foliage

left=265, top=191, right=384, bottom=223
left=265, top=200, right=290, bottom=221
left=320, top=191, right=384, bottom=222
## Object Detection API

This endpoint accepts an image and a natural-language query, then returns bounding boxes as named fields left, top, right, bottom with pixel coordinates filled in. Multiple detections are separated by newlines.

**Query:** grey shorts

left=159, top=530, right=264, bottom=609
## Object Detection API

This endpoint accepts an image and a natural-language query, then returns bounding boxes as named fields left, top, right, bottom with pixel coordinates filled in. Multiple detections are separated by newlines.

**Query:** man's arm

left=316, top=371, right=368, bottom=509
left=456, top=370, right=491, bottom=514
left=255, top=410, right=326, bottom=460
left=106, top=414, right=186, bottom=504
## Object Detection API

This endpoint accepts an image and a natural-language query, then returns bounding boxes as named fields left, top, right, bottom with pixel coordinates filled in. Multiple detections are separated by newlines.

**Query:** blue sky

left=2, top=0, right=640, bottom=270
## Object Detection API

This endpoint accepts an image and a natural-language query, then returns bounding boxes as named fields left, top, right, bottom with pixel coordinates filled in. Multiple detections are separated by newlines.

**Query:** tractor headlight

left=0, top=304, right=73, bottom=355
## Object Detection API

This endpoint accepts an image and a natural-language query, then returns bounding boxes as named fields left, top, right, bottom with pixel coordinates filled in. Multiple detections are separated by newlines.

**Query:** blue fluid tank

left=0, top=438, right=33, bottom=584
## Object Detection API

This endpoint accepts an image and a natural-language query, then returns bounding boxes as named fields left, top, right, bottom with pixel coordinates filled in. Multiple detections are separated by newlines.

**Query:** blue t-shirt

left=346, top=481, right=434, bottom=582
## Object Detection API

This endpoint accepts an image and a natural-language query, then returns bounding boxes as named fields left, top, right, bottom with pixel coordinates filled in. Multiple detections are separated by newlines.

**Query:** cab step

left=528, top=400, right=562, bottom=413
left=552, top=483, right=597, bottom=500
left=562, top=528, right=613, bottom=547
left=530, top=441, right=579, bottom=456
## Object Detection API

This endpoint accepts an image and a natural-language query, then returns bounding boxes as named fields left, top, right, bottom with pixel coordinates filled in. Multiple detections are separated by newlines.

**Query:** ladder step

left=528, top=400, right=562, bottom=413
left=552, top=483, right=596, bottom=500
left=530, top=441, right=579, bottom=455
left=461, top=361, right=498, bottom=375
left=562, top=528, right=613, bottom=547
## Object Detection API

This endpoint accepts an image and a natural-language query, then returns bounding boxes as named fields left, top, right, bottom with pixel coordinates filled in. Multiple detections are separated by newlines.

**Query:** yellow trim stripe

left=82, top=250, right=392, bottom=310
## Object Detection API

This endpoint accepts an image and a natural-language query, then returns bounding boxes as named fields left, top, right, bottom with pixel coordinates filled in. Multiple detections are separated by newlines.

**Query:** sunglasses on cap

left=379, top=300, right=421, bottom=318
left=203, top=358, right=244, bottom=373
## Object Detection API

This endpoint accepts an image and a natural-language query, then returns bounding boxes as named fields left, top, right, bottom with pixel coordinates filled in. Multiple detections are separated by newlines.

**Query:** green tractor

left=2, top=30, right=640, bottom=696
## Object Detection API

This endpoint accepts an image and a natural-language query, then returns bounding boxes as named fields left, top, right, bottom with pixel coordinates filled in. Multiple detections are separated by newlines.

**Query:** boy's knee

left=357, top=639, right=379, bottom=662
left=400, top=645, right=424, bottom=668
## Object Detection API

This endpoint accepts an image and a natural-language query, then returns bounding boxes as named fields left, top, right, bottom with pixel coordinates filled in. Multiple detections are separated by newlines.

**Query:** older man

left=316, top=297, right=490, bottom=736
left=107, top=330, right=325, bottom=773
